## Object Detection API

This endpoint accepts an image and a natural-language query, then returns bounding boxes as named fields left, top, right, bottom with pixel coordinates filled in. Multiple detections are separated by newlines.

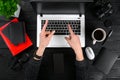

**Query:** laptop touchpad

left=48, top=35, right=69, bottom=47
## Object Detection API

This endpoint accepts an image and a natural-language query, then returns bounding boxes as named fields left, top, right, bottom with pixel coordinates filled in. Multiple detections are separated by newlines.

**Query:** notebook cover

left=10, top=22, right=26, bottom=45
left=2, top=22, right=26, bottom=45
left=0, top=18, right=33, bottom=56
left=0, top=22, right=8, bottom=48
left=93, top=47, right=119, bottom=74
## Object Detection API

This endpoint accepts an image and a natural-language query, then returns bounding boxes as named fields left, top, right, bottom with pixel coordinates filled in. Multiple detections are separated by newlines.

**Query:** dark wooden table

left=0, top=0, right=120, bottom=80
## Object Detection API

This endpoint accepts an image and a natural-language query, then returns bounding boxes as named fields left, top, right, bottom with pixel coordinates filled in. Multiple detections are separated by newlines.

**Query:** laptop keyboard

left=41, top=20, right=81, bottom=35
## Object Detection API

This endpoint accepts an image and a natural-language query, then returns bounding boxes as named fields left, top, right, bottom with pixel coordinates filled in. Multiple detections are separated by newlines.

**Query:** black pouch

left=93, top=47, right=119, bottom=74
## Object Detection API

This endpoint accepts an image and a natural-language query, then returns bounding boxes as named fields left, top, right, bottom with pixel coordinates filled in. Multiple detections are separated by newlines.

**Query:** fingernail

left=53, top=30, right=55, bottom=33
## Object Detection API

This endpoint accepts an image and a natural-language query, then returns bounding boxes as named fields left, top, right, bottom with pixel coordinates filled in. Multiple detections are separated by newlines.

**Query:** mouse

left=85, top=47, right=95, bottom=60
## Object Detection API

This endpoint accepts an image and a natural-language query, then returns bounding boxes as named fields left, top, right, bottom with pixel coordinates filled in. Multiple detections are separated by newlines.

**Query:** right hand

left=65, top=25, right=84, bottom=61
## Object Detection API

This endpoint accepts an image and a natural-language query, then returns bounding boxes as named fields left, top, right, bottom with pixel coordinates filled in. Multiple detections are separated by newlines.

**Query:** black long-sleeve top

left=24, top=57, right=88, bottom=80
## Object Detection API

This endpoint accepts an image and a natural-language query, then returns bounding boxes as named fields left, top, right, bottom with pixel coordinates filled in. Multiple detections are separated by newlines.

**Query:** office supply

left=10, top=53, right=30, bottom=71
left=94, top=0, right=113, bottom=18
left=104, top=20, right=112, bottom=28
left=102, top=30, right=113, bottom=45
left=0, top=18, right=33, bottom=56
left=93, top=47, right=119, bottom=74
left=85, top=47, right=95, bottom=60
left=2, top=22, right=26, bottom=45
left=30, top=0, right=93, bottom=47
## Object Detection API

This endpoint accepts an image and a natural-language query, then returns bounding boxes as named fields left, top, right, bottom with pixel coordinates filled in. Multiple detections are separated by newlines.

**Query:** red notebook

left=0, top=18, right=33, bottom=56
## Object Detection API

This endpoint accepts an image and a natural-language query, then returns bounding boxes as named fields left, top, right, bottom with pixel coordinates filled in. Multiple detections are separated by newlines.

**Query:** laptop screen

left=31, top=0, right=93, bottom=3
left=41, top=3, right=80, bottom=14
left=30, top=0, right=93, bottom=14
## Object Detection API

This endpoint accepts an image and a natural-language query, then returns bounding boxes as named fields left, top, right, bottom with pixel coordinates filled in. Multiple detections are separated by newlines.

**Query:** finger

left=68, top=24, right=74, bottom=35
left=40, top=31, right=50, bottom=36
left=45, top=31, right=51, bottom=37
left=45, top=31, right=51, bottom=34
left=65, top=36, right=70, bottom=42
left=42, top=20, right=48, bottom=32
left=48, top=30, right=55, bottom=38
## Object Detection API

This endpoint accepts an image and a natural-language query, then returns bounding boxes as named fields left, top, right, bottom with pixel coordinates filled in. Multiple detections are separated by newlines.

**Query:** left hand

left=39, top=20, right=55, bottom=48
left=36, top=20, right=55, bottom=56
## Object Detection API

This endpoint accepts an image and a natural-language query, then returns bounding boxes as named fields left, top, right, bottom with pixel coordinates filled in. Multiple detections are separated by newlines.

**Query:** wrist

left=33, top=54, right=42, bottom=61
left=36, top=46, right=45, bottom=56
left=76, top=54, right=84, bottom=61
left=74, top=47, right=84, bottom=61
left=74, top=46, right=82, bottom=54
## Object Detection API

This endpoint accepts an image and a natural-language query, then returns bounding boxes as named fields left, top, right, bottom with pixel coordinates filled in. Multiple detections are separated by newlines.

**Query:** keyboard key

left=41, top=20, right=81, bottom=35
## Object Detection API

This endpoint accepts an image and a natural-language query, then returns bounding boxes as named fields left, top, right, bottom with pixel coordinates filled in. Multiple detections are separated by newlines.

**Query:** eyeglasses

left=10, top=53, right=30, bottom=71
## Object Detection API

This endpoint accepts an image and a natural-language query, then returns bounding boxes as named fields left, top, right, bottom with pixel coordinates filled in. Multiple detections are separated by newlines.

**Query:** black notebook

left=2, top=22, right=26, bottom=45
left=0, top=22, right=8, bottom=48
left=93, top=47, right=119, bottom=74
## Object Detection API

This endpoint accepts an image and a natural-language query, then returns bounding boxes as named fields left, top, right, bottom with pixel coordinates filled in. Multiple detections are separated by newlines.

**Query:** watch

left=33, top=52, right=42, bottom=61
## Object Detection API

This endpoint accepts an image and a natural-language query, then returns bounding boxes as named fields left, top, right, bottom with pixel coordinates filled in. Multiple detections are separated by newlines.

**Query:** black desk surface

left=0, top=0, right=120, bottom=80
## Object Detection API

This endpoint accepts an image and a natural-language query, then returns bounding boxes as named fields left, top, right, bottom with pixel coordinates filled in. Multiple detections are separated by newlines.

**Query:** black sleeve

left=75, top=60, right=88, bottom=80
left=24, top=57, right=42, bottom=80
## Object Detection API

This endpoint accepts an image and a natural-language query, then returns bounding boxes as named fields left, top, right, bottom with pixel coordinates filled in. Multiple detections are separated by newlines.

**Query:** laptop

left=37, top=14, right=85, bottom=47
left=30, top=0, right=94, bottom=48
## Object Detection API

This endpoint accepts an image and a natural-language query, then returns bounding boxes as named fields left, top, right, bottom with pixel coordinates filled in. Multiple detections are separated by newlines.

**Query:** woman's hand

left=65, top=25, right=84, bottom=61
left=36, top=20, right=55, bottom=56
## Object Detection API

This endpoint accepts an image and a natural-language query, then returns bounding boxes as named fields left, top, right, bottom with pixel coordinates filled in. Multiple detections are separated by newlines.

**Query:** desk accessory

left=104, top=20, right=112, bottom=28
left=102, top=30, right=113, bottom=46
left=2, top=22, right=26, bottom=45
left=92, top=28, right=106, bottom=45
left=0, top=0, right=21, bottom=19
left=10, top=53, right=30, bottom=71
left=94, top=0, right=113, bottom=19
left=85, top=47, right=95, bottom=60
left=0, top=18, right=33, bottom=56
left=93, top=47, right=118, bottom=74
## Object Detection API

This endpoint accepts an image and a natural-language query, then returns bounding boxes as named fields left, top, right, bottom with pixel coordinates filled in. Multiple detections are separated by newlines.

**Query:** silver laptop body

left=37, top=14, right=85, bottom=47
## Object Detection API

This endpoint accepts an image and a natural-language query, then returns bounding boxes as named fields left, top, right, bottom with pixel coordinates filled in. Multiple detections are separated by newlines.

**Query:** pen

left=102, top=30, right=113, bottom=45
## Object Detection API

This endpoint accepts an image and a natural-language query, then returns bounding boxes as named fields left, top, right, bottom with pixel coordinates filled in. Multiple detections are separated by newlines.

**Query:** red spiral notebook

left=0, top=18, right=33, bottom=56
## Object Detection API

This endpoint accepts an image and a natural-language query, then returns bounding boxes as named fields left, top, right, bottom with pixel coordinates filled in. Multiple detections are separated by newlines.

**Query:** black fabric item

left=53, top=53, right=64, bottom=73
left=24, top=56, right=88, bottom=80
left=75, top=60, right=88, bottom=80
left=93, top=47, right=119, bottom=74
left=2, top=22, right=26, bottom=45
left=24, top=58, right=42, bottom=80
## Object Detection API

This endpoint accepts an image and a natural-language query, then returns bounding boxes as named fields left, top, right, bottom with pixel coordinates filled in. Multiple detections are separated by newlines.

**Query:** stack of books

left=0, top=18, right=33, bottom=56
